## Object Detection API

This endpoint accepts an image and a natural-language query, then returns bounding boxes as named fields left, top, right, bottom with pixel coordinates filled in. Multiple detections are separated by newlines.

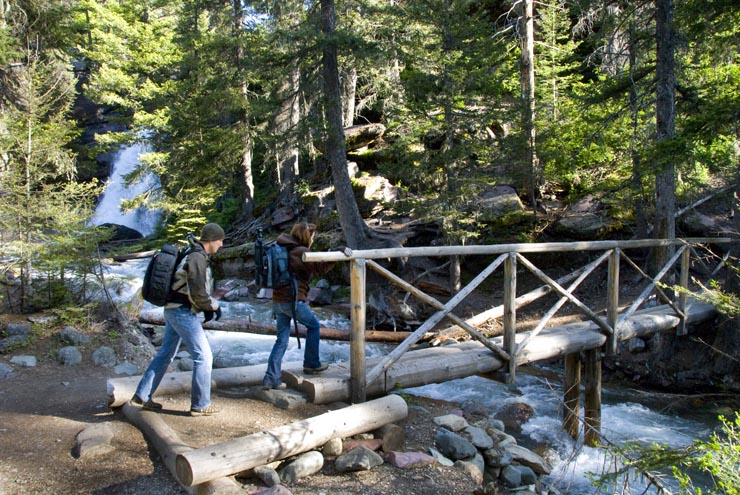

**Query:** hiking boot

left=262, top=383, right=287, bottom=391
left=129, top=395, right=163, bottom=411
left=189, top=405, right=221, bottom=417
left=303, top=364, right=329, bottom=375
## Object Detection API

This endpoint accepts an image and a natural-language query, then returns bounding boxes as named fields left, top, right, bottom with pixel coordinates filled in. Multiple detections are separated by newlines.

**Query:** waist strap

left=167, top=291, right=191, bottom=308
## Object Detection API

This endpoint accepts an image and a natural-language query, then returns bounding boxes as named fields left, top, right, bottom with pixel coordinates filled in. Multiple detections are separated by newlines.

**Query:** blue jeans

left=135, top=305, right=213, bottom=410
left=263, top=301, right=322, bottom=388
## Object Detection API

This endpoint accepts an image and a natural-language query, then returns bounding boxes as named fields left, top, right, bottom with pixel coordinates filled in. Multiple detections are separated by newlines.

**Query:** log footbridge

left=302, top=237, right=733, bottom=444
left=108, top=237, right=733, bottom=492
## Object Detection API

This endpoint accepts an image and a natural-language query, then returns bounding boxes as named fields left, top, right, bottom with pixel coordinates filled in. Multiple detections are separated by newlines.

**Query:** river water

left=98, top=257, right=724, bottom=494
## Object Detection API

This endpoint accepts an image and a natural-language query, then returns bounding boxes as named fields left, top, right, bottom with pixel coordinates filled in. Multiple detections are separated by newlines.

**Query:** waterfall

left=89, top=142, right=162, bottom=237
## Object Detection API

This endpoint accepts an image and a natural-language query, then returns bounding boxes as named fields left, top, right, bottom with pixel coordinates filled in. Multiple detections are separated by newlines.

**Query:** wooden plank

left=366, top=258, right=510, bottom=362
left=677, top=248, right=690, bottom=336
left=607, top=248, right=620, bottom=354
left=138, top=310, right=419, bottom=343
left=503, top=253, right=517, bottom=382
left=516, top=251, right=610, bottom=358
left=108, top=360, right=304, bottom=407
left=121, top=403, right=246, bottom=494
left=300, top=341, right=504, bottom=404
left=618, top=249, right=684, bottom=318
left=434, top=264, right=587, bottom=339
left=617, top=245, right=687, bottom=326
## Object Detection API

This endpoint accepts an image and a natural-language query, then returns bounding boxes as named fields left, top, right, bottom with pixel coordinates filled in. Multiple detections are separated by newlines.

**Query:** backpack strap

left=165, top=245, right=203, bottom=306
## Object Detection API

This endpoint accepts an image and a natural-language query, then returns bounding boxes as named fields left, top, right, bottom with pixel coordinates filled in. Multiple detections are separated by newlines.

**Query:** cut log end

left=175, top=455, right=195, bottom=487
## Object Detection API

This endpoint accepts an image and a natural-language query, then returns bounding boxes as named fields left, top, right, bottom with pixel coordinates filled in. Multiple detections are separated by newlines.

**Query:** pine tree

left=0, top=0, right=87, bottom=310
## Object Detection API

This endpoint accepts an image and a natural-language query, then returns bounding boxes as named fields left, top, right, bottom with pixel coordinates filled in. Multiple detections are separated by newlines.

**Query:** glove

left=332, top=246, right=352, bottom=256
left=203, top=307, right=222, bottom=322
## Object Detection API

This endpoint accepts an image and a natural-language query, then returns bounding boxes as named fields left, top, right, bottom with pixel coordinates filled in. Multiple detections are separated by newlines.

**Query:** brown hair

left=290, top=222, right=316, bottom=247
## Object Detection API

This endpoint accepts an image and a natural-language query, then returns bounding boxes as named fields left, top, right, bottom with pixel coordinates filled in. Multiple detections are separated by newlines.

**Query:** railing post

left=677, top=246, right=690, bottom=336
left=503, top=252, right=517, bottom=383
left=350, top=258, right=367, bottom=403
left=607, top=248, right=620, bottom=354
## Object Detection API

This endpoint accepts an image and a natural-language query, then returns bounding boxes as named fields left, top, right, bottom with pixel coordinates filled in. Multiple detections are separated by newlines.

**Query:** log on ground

left=108, top=360, right=304, bottom=407
left=175, top=394, right=408, bottom=487
left=122, top=402, right=245, bottom=494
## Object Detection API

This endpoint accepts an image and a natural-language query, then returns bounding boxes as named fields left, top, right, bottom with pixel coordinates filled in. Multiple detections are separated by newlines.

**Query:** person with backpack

left=130, top=223, right=225, bottom=416
left=262, top=222, right=338, bottom=390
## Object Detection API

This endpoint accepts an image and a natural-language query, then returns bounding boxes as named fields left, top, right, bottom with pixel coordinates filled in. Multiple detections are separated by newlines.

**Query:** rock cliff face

left=70, top=63, right=125, bottom=183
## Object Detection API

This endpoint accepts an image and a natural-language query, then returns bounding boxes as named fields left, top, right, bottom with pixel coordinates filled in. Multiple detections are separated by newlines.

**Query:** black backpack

left=255, top=229, right=294, bottom=289
left=254, top=228, right=301, bottom=348
left=142, top=236, right=200, bottom=306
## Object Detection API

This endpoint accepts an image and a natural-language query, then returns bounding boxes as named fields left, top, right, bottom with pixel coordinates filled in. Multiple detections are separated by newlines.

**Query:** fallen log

left=298, top=341, right=503, bottom=404
left=138, top=309, right=427, bottom=343
left=108, top=360, right=304, bottom=407
left=112, top=249, right=156, bottom=262
left=175, top=394, right=407, bottom=487
left=122, top=402, right=246, bottom=494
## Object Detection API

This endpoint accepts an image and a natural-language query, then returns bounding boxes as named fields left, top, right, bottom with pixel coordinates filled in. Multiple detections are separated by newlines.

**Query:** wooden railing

left=305, top=238, right=735, bottom=403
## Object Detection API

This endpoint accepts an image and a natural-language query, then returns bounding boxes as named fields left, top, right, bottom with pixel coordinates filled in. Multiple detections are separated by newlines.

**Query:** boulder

left=278, top=451, right=324, bottom=483
left=494, top=402, right=535, bottom=433
left=433, top=413, right=468, bottom=432
left=552, top=195, right=617, bottom=239
left=335, top=446, right=384, bottom=472
left=57, top=346, right=82, bottom=366
left=504, top=444, right=551, bottom=475
left=98, top=223, right=143, bottom=242
left=434, top=428, right=477, bottom=460
left=344, top=123, right=386, bottom=152
left=352, top=175, right=405, bottom=217
left=679, top=210, right=731, bottom=237
left=475, top=185, right=525, bottom=222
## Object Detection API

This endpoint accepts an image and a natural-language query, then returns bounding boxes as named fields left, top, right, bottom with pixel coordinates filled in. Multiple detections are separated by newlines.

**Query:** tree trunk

left=321, top=0, right=370, bottom=248
left=233, top=0, right=255, bottom=219
left=653, top=0, right=676, bottom=274
left=272, top=0, right=302, bottom=201
left=341, top=66, right=357, bottom=128
left=629, top=21, right=648, bottom=239
left=520, top=0, right=539, bottom=223
left=274, top=65, right=301, bottom=197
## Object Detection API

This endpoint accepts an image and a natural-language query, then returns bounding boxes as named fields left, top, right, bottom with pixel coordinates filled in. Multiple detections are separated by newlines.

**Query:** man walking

left=131, top=223, right=225, bottom=416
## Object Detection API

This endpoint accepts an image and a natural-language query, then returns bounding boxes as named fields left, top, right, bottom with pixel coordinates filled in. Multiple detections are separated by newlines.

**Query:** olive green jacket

left=165, top=243, right=219, bottom=312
